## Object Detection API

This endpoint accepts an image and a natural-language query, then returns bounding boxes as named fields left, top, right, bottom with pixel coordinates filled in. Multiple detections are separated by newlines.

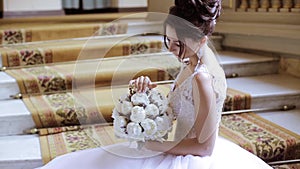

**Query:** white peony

left=111, top=108, right=120, bottom=119
left=121, top=101, right=133, bottom=115
left=145, top=104, right=159, bottom=117
left=115, top=102, right=122, bottom=113
left=155, top=115, right=172, bottom=131
left=119, top=94, right=129, bottom=102
left=126, top=122, right=142, bottom=137
left=155, top=130, right=168, bottom=139
left=141, top=118, right=157, bottom=137
left=113, top=116, right=127, bottom=133
left=131, top=92, right=149, bottom=106
left=130, top=106, right=146, bottom=122
left=112, top=86, right=173, bottom=144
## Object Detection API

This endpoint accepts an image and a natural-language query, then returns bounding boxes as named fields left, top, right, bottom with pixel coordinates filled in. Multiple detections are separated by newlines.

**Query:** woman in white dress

left=37, top=0, right=273, bottom=168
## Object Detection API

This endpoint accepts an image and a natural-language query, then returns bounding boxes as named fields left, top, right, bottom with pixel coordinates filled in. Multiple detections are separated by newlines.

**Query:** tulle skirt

left=36, top=137, right=272, bottom=169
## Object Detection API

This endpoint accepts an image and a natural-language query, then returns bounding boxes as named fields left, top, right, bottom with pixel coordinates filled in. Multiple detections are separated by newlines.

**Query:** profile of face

left=165, top=24, right=206, bottom=62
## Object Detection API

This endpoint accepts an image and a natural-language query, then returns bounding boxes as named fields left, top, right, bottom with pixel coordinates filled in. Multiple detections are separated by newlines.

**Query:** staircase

left=0, top=14, right=299, bottom=169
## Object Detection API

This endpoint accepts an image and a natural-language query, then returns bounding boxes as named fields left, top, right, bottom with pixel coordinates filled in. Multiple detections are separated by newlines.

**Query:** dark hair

left=164, top=0, right=222, bottom=58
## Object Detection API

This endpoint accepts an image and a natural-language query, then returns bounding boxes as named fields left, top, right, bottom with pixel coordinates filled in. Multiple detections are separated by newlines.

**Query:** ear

left=195, top=36, right=207, bottom=53
left=199, top=36, right=207, bottom=47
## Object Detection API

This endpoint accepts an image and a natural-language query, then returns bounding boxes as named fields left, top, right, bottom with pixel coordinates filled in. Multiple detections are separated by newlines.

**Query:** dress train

left=37, top=136, right=272, bottom=169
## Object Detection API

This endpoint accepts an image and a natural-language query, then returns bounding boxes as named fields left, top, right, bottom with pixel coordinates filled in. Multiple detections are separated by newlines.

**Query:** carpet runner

left=1, top=38, right=162, bottom=68
left=37, top=112, right=300, bottom=164
left=23, top=84, right=172, bottom=129
left=223, top=87, right=251, bottom=111
left=0, top=22, right=128, bottom=45
left=39, top=125, right=123, bottom=164
left=220, top=112, right=300, bottom=162
left=5, top=53, right=178, bottom=96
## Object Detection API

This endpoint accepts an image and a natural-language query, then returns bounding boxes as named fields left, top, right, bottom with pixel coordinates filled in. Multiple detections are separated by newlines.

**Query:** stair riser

left=0, top=72, right=19, bottom=100
left=0, top=115, right=35, bottom=136
left=251, top=94, right=300, bottom=110
left=0, top=100, right=35, bottom=136
left=0, top=160, right=42, bottom=169
left=223, top=61, right=279, bottom=77
left=0, top=135, right=42, bottom=169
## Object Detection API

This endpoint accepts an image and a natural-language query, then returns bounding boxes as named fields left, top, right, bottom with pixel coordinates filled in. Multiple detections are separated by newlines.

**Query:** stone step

left=0, top=50, right=279, bottom=100
left=0, top=99, right=35, bottom=136
left=0, top=35, right=164, bottom=69
left=226, top=73, right=300, bottom=109
left=0, top=72, right=20, bottom=100
left=1, top=73, right=299, bottom=136
left=0, top=34, right=224, bottom=69
left=257, top=109, right=300, bottom=135
left=0, top=135, right=42, bottom=169
left=0, top=108, right=299, bottom=169
left=218, top=51, right=279, bottom=77
left=0, top=52, right=180, bottom=100
left=0, top=20, right=163, bottom=45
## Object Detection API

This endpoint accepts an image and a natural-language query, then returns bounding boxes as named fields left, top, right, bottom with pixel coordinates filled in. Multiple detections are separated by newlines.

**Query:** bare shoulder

left=193, top=71, right=213, bottom=88
left=192, top=71, right=215, bottom=103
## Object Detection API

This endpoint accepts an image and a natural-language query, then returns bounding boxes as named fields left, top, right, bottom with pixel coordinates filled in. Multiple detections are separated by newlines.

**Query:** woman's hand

left=129, top=76, right=157, bottom=93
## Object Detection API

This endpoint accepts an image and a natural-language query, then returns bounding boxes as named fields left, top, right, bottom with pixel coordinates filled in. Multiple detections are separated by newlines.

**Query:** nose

left=168, top=42, right=179, bottom=56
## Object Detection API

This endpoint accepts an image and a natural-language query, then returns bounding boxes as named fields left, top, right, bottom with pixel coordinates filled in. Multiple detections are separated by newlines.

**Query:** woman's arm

left=145, top=71, right=217, bottom=156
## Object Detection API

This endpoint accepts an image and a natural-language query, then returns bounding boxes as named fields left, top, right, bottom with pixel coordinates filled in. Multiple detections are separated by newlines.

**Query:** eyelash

left=167, top=38, right=180, bottom=47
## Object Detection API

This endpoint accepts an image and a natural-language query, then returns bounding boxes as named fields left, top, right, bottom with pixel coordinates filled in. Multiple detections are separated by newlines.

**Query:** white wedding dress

left=37, top=64, right=272, bottom=169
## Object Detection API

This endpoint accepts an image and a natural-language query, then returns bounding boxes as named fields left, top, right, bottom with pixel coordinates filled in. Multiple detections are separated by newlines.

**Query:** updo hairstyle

left=164, top=0, right=222, bottom=58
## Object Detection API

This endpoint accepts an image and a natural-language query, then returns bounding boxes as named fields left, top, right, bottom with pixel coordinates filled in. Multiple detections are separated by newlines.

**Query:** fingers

left=129, top=76, right=156, bottom=93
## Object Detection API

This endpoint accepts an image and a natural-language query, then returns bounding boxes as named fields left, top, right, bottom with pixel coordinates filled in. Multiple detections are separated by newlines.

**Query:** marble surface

left=0, top=135, right=43, bottom=169
left=227, top=74, right=300, bottom=109
left=218, top=51, right=280, bottom=77
left=218, top=51, right=279, bottom=65
left=257, top=109, right=300, bottom=135
left=0, top=100, right=35, bottom=136
left=227, top=74, right=300, bottom=97
left=0, top=72, right=20, bottom=100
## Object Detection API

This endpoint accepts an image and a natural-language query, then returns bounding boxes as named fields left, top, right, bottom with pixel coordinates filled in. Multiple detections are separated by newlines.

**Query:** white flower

left=141, top=118, right=157, bottom=137
left=113, top=116, right=127, bottom=137
left=145, top=104, right=159, bottom=117
left=155, top=115, right=171, bottom=131
left=112, top=87, right=174, bottom=144
left=111, top=108, right=120, bottom=119
left=114, top=116, right=127, bottom=128
left=130, top=106, right=146, bottom=122
left=155, top=130, right=168, bottom=139
left=131, top=92, right=149, bottom=106
left=126, top=122, right=142, bottom=137
left=121, top=101, right=133, bottom=116
left=119, top=94, right=129, bottom=102
left=158, top=103, right=168, bottom=114
left=115, top=102, right=122, bottom=113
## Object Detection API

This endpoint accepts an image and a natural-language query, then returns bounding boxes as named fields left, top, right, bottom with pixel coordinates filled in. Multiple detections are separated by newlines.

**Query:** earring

left=181, top=58, right=190, bottom=65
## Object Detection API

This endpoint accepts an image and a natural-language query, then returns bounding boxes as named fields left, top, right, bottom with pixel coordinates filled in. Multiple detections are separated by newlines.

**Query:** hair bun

left=175, top=0, right=221, bottom=22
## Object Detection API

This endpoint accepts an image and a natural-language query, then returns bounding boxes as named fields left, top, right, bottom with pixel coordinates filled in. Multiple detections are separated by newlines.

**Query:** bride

left=37, top=0, right=272, bottom=168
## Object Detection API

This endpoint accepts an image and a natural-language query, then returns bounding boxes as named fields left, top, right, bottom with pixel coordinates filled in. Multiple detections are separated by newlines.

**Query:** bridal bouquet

left=112, top=86, right=174, bottom=143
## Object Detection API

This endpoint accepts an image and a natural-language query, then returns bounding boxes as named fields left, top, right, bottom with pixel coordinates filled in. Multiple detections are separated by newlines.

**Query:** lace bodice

left=168, top=64, right=226, bottom=141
